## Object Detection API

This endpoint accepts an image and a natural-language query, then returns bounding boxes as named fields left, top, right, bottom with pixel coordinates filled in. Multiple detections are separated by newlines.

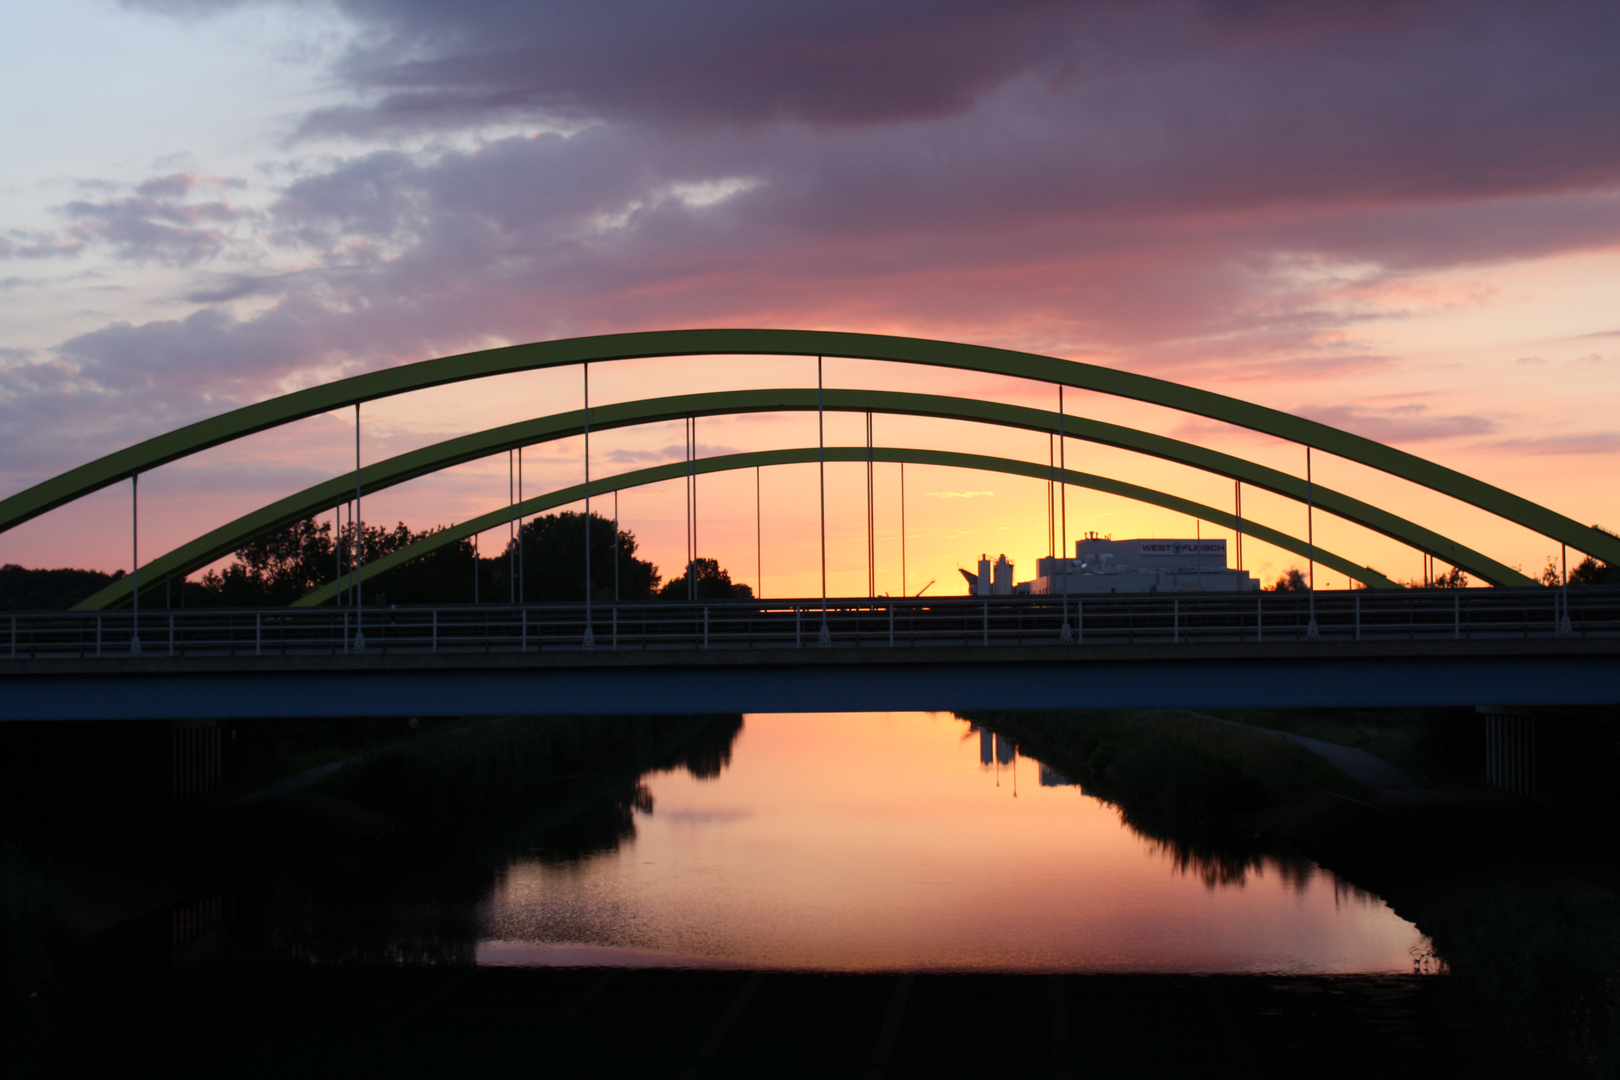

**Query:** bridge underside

left=6, top=641, right=1616, bottom=720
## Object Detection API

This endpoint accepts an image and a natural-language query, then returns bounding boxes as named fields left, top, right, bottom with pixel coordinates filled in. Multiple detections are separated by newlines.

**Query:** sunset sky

left=3, top=0, right=1618, bottom=597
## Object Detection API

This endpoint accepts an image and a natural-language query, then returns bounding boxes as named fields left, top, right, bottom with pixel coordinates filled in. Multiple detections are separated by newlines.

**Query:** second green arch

left=296, top=445, right=1400, bottom=606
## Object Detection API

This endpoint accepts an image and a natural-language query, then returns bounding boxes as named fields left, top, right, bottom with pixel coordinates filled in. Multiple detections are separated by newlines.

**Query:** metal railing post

left=1077, top=599, right=1082, bottom=644
left=1173, top=598, right=1179, bottom=643
left=703, top=607, right=709, bottom=650
left=1454, top=591, right=1460, bottom=641
left=432, top=609, right=438, bottom=654
left=889, top=601, right=894, bottom=647
left=982, top=601, right=989, bottom=645
left=612, top=606, right=618, bottom=650
left=96, top=614, right=102, bottom=657
left=521, top=608, right=527, bottom=651
left=796, top=604, right=802, bottom=648
left=1354, top=593, right=1360, bottom=641
left=255, top=612, right=262, bottom=656
left=1256, top=594, right=1262, bottom=643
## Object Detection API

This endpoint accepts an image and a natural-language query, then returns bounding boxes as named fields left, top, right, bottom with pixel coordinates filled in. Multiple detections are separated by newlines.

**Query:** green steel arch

left=4, top=329, right=1614, bottom=571
left=296, top=446, right=1399, bottom=607
left=74, top=386, right=1521, bottom=611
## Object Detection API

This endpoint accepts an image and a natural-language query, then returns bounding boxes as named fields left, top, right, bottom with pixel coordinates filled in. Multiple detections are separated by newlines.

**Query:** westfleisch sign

left=1138, top=540, right=1226, bottom=556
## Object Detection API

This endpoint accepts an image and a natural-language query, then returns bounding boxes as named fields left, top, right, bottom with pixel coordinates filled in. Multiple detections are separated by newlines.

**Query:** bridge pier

left=171, top=718, right=222, bottom=802
left=1476, top=705, right=1620, bottom=820
left=1478, top=706, right=1539, bottom=798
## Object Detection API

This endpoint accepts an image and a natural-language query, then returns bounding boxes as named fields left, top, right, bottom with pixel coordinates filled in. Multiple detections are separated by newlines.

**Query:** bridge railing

left=3, top=587, right=1618, bottom=660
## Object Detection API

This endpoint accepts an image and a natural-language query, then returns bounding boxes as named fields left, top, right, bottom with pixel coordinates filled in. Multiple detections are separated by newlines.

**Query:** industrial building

left=958, top=554, right=1018, bottom=596
left=961, top=534, right=1258, bottom=595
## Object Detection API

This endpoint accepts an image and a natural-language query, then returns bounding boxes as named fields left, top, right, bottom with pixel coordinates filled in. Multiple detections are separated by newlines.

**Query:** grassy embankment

left=219, top=714, right=494, bottom=796
left=969, top=707, right=1620, bottom=1077
left=1206, top=706, right=1482, bottom=788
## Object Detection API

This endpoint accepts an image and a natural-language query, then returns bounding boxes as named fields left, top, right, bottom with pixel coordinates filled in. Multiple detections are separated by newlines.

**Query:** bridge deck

left=4, top=591, right=1617, bottom=719
left=4, top=588, right=1616, bottom=660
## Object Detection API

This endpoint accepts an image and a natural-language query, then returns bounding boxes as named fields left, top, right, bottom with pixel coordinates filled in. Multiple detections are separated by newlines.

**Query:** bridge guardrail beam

left=3, top=589, right=1619, bottom=660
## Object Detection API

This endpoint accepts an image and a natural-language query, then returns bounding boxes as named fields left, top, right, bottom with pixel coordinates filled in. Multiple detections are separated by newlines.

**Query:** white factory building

left=961, top=534, right=1259, bottom=595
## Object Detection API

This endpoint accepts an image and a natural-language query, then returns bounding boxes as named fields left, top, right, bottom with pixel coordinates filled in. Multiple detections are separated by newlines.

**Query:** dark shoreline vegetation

left=966, top=707, right=1620, bottom=1076
left=319, top=712, right=744, bottom=832
left=151, top=712, right=745, bottom=972
left=0, top=713, right=742, bottom=1063
left=968, top=709, right=1371, bottom=891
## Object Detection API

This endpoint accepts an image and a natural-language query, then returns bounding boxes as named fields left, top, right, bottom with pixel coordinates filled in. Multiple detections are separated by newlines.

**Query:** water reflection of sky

left=479, top=712, right=1427, bottom=974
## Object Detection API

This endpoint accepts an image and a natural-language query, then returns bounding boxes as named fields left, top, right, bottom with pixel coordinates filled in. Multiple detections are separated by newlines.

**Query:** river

left=226, top=711, right=1427, bottom=975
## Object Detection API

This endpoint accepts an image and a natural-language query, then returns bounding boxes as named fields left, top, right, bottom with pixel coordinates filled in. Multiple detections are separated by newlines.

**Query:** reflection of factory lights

left=970, top=722, right=1021, bottom=796
left=993, top=731, right=1018, bottom=794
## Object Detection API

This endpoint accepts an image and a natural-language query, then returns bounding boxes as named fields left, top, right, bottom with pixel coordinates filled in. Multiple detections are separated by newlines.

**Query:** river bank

left=971, top=708, right=1620, bottom=1076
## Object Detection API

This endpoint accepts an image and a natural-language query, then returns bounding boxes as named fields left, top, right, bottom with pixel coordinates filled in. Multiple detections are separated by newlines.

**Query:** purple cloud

left=1295, top=402, right=1497, bottom=443
left=604, top=443, right=741, bottom=465
left=0, top=230, right=85, bottom=260
left=9, top=0, right=1620, bottom=495
left=1486, top=433, right=1620, bottom=455
left=47, top=172, right=254, bottom=266
left=295, top=0, right=1084, bottom=135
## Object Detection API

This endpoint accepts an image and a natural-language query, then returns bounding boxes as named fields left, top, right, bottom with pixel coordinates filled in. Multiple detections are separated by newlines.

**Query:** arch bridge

left=2, top=329, right=1617, bottom=719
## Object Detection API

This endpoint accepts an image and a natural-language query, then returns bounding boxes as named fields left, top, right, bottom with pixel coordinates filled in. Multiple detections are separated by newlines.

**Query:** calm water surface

left=475, top=712, right=1426, bottom=973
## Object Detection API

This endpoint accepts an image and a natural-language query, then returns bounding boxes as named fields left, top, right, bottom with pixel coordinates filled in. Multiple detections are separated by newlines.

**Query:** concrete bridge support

left=1479, top=706, right=1539, bottom=798
left=171, top=719, right=221, bottom=802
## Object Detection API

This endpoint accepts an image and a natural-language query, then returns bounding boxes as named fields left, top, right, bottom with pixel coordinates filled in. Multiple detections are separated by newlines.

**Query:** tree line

left=1262, top=529, right=1620, bottom=593
left=1, top=511, right=754, bottom=609
left=5, top=519, right=1615, bottom=609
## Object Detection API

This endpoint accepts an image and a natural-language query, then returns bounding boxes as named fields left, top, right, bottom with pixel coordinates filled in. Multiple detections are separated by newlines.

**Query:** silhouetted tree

left=197, top=518, right=440, bottom=605
left=188, top=518, right=482, bottom=606
left=495, top=511, right=660, bottom=602
left=383, top=535, right=482, bottom=604
left=1570, top=558, right=1618, bottom=585
left=200, top=517, right=338, bottom=605
left=0, top=564, right=122, bottom=610
left=1429, top=565, right=1468, bottom=589
left=1267, top=568, right=1309, bottom=592
left=1570, top=525, right=1619, bottom=585
left=658, top=557, right=753, bottom=600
